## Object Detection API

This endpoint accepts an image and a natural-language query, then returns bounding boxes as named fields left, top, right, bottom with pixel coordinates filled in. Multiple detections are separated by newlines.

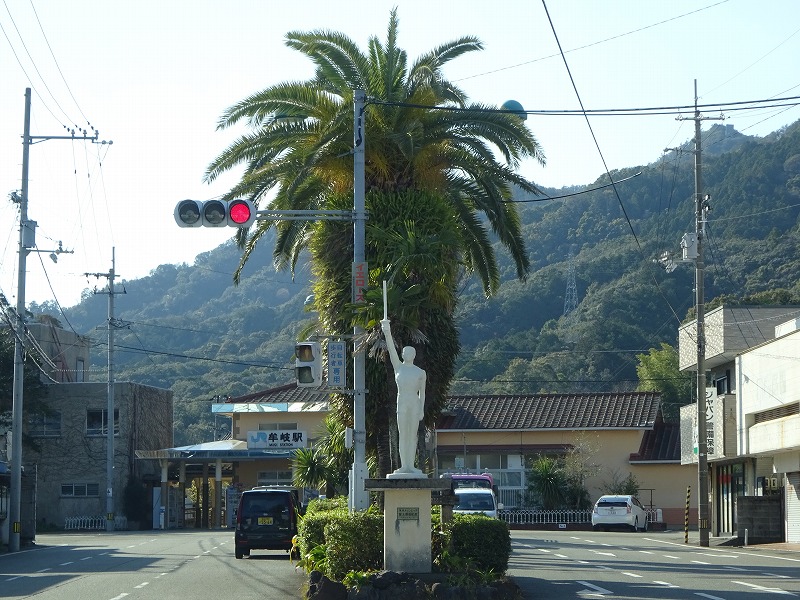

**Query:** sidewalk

left=660, top=529, right=800, bottom=554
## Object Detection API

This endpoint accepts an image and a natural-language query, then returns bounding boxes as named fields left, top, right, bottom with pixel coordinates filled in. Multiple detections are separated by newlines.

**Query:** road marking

left=576, top=581, right=613, bottom=595
left=554, top=553, right=568, bottom=558
left=621, top=572, right=642, bottom=578
left=653, top=580, right=679, bottom=588
left=537, top=548, right=551, bottom=553
left=60, top=561, right=74, bottom=566
left=696, top=594, right=725, bottom=600
left=663, top=555, right=679, bottom=559
left=5, top=576, right=22, bottom=582
left=723, top=566, right=750, bottom=572
left=691, top=560, right=710, bottom=565
left=763, top=572, right=791, bottom=579
left=733, top=580, right=797, bottom=596
left=592, top=551, right=617, bottom=557
left=109, top=595, right=129, bottom=600
left=36, top=568, right=51, bottom=573
left=639, top=550, right=654, bottom=554
left=81, top=557, right=92, bottom=561
left=134, top=582, right=149, bottom=589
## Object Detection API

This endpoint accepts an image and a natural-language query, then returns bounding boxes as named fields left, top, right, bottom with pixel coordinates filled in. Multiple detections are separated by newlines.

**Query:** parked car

left=591, top=494, right=648, bottom=532
left=452, top=488, right=503, bottom=519
left=234, top=486, right=302, bottom=558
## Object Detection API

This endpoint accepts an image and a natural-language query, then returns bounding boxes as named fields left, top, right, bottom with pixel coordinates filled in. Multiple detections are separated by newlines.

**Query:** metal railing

left=64, top=515, right=128, bottom=530
left=499, top=508, right=662, bottom=526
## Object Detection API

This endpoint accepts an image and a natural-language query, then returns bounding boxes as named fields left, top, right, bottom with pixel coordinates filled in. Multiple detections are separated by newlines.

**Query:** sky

left=1, top=0, right=799, bottom=309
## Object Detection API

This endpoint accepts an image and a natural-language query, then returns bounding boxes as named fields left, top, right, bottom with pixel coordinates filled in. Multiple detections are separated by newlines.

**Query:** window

left=256, top=471, right=293, bottom=486
left=76, top=359, right=85, bottom=383
left=61, top=483, right=100, bottom=497
left=86, top=409, right=119, bottom=436
left=29, top=411, right=62, bottom=437
left=259, top=422, right=297, bottom=431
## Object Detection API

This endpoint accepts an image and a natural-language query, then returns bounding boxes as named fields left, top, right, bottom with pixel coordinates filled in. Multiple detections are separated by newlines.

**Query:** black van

left=234, top=486, right=301, bottom=558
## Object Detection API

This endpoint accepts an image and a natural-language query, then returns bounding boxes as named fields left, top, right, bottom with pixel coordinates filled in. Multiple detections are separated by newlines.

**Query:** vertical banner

left=352, top=261, right=367, bottom=303
left=328, top=341, right=346, bottom=388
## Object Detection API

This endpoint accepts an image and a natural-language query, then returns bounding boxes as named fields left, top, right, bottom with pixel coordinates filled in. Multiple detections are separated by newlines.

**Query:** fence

left=64, top=515, right=129, bottom=531
left=499, top=508, right=662, bottom=527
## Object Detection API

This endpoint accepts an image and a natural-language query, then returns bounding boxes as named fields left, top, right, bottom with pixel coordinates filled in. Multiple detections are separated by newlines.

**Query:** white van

left=452, top=488, right=503, bottom=518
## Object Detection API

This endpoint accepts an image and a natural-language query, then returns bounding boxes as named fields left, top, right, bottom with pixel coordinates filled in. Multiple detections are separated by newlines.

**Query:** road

left=0, top=530, right=306, bottom=600
left=3, top=529, right=799, bottom=599
left=507, top=529, right=800, bottom=599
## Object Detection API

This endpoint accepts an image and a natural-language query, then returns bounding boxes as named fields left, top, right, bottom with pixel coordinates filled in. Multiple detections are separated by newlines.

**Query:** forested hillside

left=32, top=120, right=800, bottom=445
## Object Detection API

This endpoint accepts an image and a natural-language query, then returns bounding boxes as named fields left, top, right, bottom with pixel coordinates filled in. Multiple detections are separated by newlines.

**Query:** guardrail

left=64, top=515, right=128, bottom=530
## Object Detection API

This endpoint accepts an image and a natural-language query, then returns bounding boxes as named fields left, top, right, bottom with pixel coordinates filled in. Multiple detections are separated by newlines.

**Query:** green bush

left=324, top=510, right=383, bottom=580
left=446, top=514, right=511, bottom=574
left=296, top=498, right=348, bottom=558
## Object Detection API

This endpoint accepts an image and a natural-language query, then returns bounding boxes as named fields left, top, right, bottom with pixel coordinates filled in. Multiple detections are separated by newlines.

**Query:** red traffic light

left=174, top=199, right=256, bottom=228
left=228, top=199, right=255, bottom=227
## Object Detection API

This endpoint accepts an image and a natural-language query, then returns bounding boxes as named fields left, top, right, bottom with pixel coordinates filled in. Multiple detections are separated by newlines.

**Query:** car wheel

left=235, top=548, right=243, bottom=559
left=592, top=525, right=599, bottom=531
left=631, top=518, right=638, bottom=532
left=639, top=518, right=648, bottom=532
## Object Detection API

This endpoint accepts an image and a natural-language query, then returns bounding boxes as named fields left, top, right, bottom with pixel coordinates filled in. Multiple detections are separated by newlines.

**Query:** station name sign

left=247, top=430, right=307, bottom=450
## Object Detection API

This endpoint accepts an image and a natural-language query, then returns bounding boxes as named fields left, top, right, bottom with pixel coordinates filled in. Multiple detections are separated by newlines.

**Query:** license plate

left=257, top=516, right=273, bottom=525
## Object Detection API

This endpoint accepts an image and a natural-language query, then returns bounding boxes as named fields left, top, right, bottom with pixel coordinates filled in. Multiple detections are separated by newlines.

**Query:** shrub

left=446, top=514, right=511, bottom=574
left=296, top=498, right=348, bottom=558
left=323, top=509, right=383, bottom=580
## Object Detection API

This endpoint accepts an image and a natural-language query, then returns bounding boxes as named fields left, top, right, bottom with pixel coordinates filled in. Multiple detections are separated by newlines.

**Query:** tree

left=526, top=455, right=565, bottom=510
left=205, top=9, right=545, bottom=476
left=292, top=415, right=352, bottom=498
left=636, top=342, right=692, bottom=420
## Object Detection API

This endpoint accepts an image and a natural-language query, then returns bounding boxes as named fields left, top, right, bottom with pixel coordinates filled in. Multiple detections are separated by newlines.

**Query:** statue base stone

left=365, top=478, right=451, bottom=573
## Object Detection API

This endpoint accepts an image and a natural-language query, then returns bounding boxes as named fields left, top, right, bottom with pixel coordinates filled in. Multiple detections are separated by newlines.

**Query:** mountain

left=31, top=120, right=800, bottom=445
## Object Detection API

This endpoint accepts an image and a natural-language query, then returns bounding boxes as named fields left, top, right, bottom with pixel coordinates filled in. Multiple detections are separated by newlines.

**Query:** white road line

left=764, top=572, right=791, bottom=579
left=554, top=554, right=568, bottom=558
left=60, top=561, right=74, bottom=566
left=691, top=560, right=710, bottom=565
left=732, top=580, right=797, bottom=596
left=134, top=582, right=149, bottom=589
left=577, top=581, right=613, bottom=594
left=653, top=580, right=679, bottom=588
left=5, top=576, right=22, bottom=582
left=109, top=594, right=129, bottom=600
left=621, top=572, right=642, bottom=578
left=663, top=554, right=679, bottom=559
left=537, top=548, right=551, bottom=553
left=81, top=556, right=92, bottom=561
left=592, top=551, right=617, bottom=557
left=695, top=594, right=726, bottom=600
left=36, top=568, right=51, bottom=573
left=639, top=550, right=654, bottom=554
left=723, top=566, right=750, bottom=572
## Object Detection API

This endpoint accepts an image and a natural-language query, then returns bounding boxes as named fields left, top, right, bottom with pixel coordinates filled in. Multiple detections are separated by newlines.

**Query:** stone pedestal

left=365, top=478, right=451, bottom=573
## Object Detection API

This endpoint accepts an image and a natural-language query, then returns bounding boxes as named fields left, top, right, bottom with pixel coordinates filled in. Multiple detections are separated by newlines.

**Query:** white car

left=591, top=494, right=648, bottom=532
left=452, top=488, right=503, bottom=518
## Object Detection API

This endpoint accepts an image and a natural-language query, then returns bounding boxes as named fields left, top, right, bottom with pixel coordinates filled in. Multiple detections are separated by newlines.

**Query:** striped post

left=684, top=486, right=691, bottom=544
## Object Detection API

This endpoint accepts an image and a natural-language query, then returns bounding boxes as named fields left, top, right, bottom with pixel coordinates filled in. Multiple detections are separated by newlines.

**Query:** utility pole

left=8, top=88, right=103, bottom=552
left=678, top=80, right=720, bottom=547
left=350, top=90, right=369, bottom=511
left=86, top=249, right=126, bottom=532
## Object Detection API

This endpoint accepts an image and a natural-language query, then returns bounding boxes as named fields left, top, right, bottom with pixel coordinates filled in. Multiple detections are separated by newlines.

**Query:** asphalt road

left=0, top=530, right=306, bottom=600
left=506, top=529, right=800, bottom=599
left=3, top=529, right=799, bottom=599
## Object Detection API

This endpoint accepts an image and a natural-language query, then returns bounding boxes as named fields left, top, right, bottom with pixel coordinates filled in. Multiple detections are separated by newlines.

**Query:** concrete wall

left=737, top=495, right=783, bottom=543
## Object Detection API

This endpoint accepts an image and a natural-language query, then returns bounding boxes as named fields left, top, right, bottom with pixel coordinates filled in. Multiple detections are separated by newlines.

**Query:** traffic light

left=295, top=341, right=322, bottom=388
left=174, top=199, right=256, bottom=228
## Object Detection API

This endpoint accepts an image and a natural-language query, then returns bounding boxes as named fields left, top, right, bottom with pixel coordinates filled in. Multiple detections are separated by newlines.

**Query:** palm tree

left=205, top=10, right=545, bottom=476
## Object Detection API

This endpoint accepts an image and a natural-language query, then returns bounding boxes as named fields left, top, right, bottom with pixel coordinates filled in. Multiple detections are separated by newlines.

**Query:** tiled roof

left=225, top=383, right=329, bottom=404
left=437, top=392, right=661, bottom=431
left=629, top=415, right=681, bottom=462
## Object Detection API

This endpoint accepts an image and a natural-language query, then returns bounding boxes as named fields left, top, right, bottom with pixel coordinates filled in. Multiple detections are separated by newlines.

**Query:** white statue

left=381, top=315, right=426, bottom=477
